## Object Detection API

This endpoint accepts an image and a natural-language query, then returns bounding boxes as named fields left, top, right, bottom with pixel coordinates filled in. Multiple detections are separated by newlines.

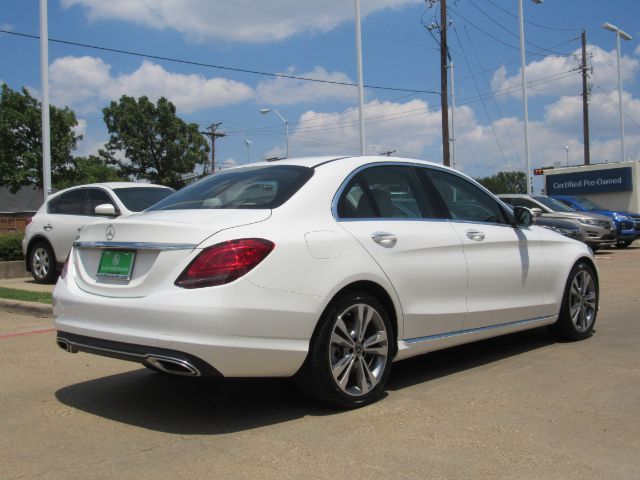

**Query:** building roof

left=0, top=186, right=45, bottom=214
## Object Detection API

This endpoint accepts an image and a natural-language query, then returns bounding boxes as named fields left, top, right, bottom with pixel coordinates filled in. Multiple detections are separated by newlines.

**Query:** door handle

left=465, top=230, right=485, bottom=241
left=43, top=224, right=53, bottom=231
left=371, top=232, right=397, bottom=248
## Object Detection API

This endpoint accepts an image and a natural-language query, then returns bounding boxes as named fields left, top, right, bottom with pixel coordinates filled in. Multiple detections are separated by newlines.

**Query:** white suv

left=23, top=182, right=173, bottom=283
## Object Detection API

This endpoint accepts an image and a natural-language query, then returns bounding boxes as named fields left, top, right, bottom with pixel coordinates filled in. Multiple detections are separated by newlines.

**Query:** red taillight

left=175, top=238, right=275, bottom=289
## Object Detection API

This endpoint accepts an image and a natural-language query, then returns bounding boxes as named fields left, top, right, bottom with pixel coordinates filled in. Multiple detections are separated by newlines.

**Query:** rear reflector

left=175, top=238, right=274, bottom=289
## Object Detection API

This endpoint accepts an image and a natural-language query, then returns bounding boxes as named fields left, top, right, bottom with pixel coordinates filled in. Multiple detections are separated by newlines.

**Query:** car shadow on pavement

left=55, top=327, right=557, bottom=434
left=387, top=327, right=556, bottom=392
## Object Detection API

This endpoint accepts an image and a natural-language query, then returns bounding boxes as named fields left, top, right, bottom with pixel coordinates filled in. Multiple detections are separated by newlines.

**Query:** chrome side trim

left=73, top=241, right=197, bottom=251
left=404, top=315, right=556, bottom=344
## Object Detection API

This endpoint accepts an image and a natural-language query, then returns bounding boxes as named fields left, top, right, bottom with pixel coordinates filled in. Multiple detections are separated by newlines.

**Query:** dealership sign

left=545, top=167, right=633, bottom=195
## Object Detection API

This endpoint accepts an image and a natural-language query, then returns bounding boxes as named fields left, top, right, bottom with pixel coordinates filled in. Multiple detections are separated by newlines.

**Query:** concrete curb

left=0, top=261, right=28, bottom=279
left=0, top=298, right=53, bottom=318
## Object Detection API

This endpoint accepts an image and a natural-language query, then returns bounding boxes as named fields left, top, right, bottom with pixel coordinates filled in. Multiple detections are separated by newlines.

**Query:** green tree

left=0, top=83, right=81, bottom=192
left=475, top=171, right=527, bottom=194
left=101, top=95, right=209, bottom=188
left=55, top=154, right=128, bottom=189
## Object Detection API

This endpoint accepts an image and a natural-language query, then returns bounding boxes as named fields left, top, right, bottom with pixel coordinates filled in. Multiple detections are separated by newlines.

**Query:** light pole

left=602, top=22, right=632, bottom=162
left=40, top=0, right=51, bottom=201
left=518, top=0, right=543, bottom=195
left=564, top=145, right=569, bottom=166
left=354, top=0, right=366, bottom=155
left=260, top=108, right=289, bottom=158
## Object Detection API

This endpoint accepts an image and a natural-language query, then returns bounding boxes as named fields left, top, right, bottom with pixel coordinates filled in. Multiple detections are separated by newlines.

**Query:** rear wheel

left=295, top=292, right=393, bottom=409
left=29, top=241, right=57, bottom=284
left=549, top=262, right=598, bottom=341
left=616, top=240, right=633, bottom=248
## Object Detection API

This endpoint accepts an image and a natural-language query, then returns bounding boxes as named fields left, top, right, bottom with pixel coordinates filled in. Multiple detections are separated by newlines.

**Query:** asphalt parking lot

left=1, top=246, right=639, bottom=480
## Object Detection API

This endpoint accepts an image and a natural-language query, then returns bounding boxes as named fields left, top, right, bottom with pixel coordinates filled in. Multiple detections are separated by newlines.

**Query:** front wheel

left=549, top=262, right=598, bottom=341
left=295, top=292, right=393, bottom=409
left=616, top=240, right=633, bottom=248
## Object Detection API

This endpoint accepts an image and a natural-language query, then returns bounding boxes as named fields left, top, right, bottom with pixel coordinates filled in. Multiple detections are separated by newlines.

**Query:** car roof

left=225, top=155, right=447, bottom=170
left=497, top=194, right=532, bottom=198
left=47, top=182, right=172, bottom=199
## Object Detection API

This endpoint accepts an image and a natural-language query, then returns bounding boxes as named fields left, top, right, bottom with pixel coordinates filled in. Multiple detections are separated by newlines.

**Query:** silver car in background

left=499, top=194, right=616, bottom=251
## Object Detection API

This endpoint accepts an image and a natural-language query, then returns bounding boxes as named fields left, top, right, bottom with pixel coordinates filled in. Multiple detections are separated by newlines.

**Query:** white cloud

left=491, top=46, right=640, bottom=99
left=257, top=66, right=355, bottom=105
left=50, top=56, right=253, bottom=114
left=61, top=0, right=418, bottom=43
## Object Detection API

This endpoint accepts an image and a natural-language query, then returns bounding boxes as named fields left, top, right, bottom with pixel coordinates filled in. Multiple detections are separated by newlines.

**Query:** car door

left=47, top=188, right=90, bottom=261
left=335, top=164, right=468, bottom=340
left=424, top=168, right=547, bottom=329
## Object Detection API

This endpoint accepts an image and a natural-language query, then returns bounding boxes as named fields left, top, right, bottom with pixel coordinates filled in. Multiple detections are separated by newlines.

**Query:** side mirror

left=530, top=207, right=543, bottom=217
left=513, top=206, right=534, bottom=227
left=94, top=203, right=117, bottom=216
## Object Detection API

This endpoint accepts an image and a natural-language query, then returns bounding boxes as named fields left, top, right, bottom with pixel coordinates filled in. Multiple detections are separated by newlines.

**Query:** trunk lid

left=71, top=209, right=271, bottom=297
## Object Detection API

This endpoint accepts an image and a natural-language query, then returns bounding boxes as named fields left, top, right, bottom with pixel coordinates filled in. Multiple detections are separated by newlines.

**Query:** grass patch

left=0, top=287, right=52, bottom=304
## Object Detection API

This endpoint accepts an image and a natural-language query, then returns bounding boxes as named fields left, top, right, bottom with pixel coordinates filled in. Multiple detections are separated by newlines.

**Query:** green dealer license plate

left=97, top=250, right=136, bottom=280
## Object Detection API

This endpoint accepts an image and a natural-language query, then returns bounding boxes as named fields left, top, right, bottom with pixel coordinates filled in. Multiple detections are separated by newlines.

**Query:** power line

left=0, top=29, right=437, bottom=94
left=479, top=0, right=582, bottom=32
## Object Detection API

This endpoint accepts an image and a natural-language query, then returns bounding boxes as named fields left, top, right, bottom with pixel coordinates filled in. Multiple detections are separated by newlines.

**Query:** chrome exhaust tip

left=146, top=356, right=201, bottom=377
left=56, top=338, right=76, bottom=353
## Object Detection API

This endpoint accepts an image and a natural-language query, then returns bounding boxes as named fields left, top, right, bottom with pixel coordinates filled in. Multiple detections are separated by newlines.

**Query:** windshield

left=532, top=196, right=575, bottom=212
left=149, top=165, right=314, bottom=211
left=113, top=187, right=174, bottom=212
left=568, top=197, right=605, bottom=211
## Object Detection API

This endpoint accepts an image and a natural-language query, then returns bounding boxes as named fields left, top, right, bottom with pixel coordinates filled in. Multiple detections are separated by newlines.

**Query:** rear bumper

left=53, top=272, right=325, bottom=377
left=56, top=331, right=223, bottom=377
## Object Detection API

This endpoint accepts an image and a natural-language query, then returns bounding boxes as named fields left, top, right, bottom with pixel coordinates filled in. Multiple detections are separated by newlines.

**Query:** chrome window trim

left=331, top=161, right=515, bottom=226
left=404, top=315, right=557, bottom=344
left=73, top=241, right=197, bottom=251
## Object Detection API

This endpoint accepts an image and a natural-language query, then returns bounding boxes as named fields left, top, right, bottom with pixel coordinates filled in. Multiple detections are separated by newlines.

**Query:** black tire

left=29, top=241, right=58, bottom=284
left=295, top=292, right=394, bottom=409
left=616, top=240, right=633, bottom=248
left=549, top=262, right=598, bottom=341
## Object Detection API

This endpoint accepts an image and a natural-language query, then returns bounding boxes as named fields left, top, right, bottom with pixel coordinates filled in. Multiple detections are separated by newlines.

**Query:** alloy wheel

left=329, top=303, right=389, bottom=397
left=569, top=270, right=597, bottom=333
left=32, top=247, right=50, bottom=281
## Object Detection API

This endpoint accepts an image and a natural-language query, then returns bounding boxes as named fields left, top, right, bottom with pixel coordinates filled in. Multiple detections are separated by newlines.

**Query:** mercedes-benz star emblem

left=106, top=224, right=116, bottom=241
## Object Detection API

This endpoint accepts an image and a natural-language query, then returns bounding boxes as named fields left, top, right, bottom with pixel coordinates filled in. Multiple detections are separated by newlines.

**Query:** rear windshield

left=532, top=196, right=575, bottom=212
left=149, top=165, right=314, bottom=211
left=113, top=187, right=174, bottom=212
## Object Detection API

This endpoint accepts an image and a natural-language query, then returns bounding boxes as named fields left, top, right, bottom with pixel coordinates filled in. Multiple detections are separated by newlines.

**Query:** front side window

left=337, top=166, right=431, bottom=219
left=427, top=169, right=508, bottom=224
left=85, top=189, right=115, bottom=216
left=150, top=166, right=313, bottom=211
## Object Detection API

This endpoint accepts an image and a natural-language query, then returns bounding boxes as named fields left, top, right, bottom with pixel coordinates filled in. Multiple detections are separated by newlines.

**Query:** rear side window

left=49, top=189, right=86, bottom=215
left=337, top=166, right=433, bottom=219
left=427, top=169, right=508, bottom=224
left=149, top=165, right=313, bottom=210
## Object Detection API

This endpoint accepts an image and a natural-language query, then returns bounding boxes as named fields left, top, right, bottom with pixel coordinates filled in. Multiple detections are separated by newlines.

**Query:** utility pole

left=449, top=60, right=455, bottom=170
left=581, top=30, right=591, bottom=165
left=439, top=0, right=450, bottom=167
left=200, top=122, right=225, bottom=174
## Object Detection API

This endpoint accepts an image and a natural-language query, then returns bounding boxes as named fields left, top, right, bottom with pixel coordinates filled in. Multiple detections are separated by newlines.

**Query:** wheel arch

left=25, top=235, right=56, bottom=272
left=575, top=255, right=599, bottom=287
left=313, top=280, right=400, bottom=358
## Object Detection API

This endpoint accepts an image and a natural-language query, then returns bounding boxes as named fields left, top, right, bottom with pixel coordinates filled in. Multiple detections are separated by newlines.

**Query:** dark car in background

left=499, top=194, right=616, bottom=251
left=552, top=195, right=640, bottom=248
left=533, top=217, right=583, bottom=242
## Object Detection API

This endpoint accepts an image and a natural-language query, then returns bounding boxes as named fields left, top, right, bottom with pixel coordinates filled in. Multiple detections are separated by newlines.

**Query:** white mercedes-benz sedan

left=54, top=156, right=599, bottom=408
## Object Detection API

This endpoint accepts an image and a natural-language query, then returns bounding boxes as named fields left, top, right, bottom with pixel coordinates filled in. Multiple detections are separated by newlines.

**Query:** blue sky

left=1, top=0, right=639, bottom=190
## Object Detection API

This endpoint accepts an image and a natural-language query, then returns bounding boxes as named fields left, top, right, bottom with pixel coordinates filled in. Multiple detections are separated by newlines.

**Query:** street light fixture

left=564, top=145, right=569, bottom=167
left=518, top=0, right=543, bottom=195
left=602, top=22, right=632, bottom=162
left=260, top=108, right=289, bottom=158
